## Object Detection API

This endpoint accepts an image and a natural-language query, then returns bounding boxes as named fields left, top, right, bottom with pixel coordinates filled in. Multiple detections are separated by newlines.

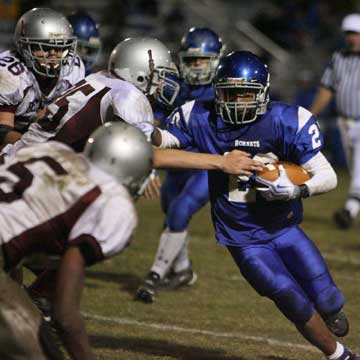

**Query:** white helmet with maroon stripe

left=108, top=37, right=180, bottom=106
left=14, top=8, right=77, bottom=78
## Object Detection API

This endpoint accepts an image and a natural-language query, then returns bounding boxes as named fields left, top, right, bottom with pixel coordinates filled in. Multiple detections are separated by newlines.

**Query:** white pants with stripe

left=337, top=116, right=360, bottom=199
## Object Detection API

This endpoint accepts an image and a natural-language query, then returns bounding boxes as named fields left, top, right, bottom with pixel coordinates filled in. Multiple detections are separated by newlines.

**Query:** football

left=256, top=161, right=310, bottom=185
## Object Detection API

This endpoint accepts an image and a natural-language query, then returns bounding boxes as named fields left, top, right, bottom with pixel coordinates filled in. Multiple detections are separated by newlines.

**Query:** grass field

left=80, top=170, right=359, bottom=360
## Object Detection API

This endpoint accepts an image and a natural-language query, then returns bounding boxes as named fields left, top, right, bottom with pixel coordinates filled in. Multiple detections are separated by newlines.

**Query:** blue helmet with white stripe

left=67, top=12, right=101, bottom=73
left=214, top=51, right=270, bottom=125
left=179, top=27, right=223, bottom=85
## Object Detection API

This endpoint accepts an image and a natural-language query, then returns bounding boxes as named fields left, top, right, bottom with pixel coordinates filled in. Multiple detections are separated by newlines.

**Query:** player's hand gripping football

left=256, top=165, right=300, bottom=201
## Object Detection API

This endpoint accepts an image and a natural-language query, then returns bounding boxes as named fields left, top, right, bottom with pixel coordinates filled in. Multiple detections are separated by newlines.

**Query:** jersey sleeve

left=281, top=105, right=323, bottom=165
left=68, top=189, right=137, bottom=265
left=0, top=66, right=22, bottom=112
left=112, top=87, right=154, bottom=140
left=164, top=101, right=196, bottom=148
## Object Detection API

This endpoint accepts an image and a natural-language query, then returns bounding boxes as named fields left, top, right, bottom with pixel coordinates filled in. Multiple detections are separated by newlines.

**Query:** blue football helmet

left=214, top=51, right=270, bottom=125
left=67, top=12, right=101, bottom=73
left=178, top=27, right=223, bottom=85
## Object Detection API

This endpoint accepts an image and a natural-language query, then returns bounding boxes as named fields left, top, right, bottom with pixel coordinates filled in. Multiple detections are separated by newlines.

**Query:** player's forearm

left=153, top=148, right=223, bottom=170
left=302, top=152, right=337, bottom=195
left=59, top=314, right=94, bottom=360
left=3, top=130, right=22, bottom=144
left=153, top=148, right=263, bottom=175
left=53, top=247, right=94, bottom=360
left=309, top=87, right=333, bottom=116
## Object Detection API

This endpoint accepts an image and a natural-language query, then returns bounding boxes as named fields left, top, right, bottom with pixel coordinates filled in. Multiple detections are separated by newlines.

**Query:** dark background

left=2, top=0, right=360, bottom=166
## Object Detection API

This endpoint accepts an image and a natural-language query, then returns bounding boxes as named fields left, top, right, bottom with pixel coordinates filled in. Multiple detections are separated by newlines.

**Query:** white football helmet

left=84, top=122, right=153, bottom=197
left=14, top=8, right=77, bottom=78
left=108, top=37, right=180, bottom=106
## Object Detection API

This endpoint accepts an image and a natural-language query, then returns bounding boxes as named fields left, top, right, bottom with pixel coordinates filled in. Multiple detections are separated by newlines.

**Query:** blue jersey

left=166, top=101, right=323, bottom=246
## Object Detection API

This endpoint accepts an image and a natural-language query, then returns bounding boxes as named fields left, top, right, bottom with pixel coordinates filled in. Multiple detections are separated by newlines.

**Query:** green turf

left=80, top=170, right=359, bottom=359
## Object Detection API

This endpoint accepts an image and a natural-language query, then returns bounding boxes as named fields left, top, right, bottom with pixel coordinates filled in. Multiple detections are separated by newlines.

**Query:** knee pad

left=166, top=196, right=201, bottom=232
left=315, top=285, right=345, bottom=316
left=273, top=286, right=314, bottom=323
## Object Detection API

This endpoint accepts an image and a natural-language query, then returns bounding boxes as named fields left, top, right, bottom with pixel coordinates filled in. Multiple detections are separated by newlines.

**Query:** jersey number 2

left=309, top=124, right=321, bottom=149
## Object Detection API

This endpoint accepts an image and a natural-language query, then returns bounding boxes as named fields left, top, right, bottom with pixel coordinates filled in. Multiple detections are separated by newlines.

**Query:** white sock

left=345, top=198, right=360, bottom=218
left=173, top=233, right=191, bottom=273
left=328, top=342, right=344, bottom=360
left=150, top=228, right=188, bottom=278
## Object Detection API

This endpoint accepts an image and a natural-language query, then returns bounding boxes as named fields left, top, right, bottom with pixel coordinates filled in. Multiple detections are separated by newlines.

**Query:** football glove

left=256, top=165, right=300, bottom=201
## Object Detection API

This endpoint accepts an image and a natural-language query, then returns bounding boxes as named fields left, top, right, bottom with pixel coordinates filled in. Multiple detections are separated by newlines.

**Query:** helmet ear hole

left=137, top=75, right=145, bottom=83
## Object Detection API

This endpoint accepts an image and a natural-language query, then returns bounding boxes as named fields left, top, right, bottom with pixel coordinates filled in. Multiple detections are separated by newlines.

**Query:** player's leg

left=136, top=171, right=186, bottom=303
left=334, top=117, right=357, bottom=228
left=339, top=137, right=360, bottom=227
left=151, top=170, right=208, bottom=285
left=275, top=226, right=348, bottom=337
left=136, top=170, right=208, bottom=302
left=227, top=239, right=356, bottom=358
left=165, top=170, right=209, bottom=284
left=0, top=272, right=62, bottom=360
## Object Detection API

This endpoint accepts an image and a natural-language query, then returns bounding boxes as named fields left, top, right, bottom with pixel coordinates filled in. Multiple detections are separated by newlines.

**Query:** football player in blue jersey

left=136, top=28, right=224, bottom=303
left=67, top=12, right=101, bottom=75
left=151, top=51, right=357, bottom=359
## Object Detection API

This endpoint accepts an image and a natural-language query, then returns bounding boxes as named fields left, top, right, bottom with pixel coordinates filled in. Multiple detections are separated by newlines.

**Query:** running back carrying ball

left=256, top=161, right=310, bottom=185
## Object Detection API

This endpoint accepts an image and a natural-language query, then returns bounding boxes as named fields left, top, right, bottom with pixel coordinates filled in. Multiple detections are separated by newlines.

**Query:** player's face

left=32, top=45, right=68, bottom=74
left=220, top=87, right=257, bottom=104
left=183, top=56, right=210, bottom=69
left=344, top=31, right=360, bottom=51
left=217, top=85, right=258, bottom=122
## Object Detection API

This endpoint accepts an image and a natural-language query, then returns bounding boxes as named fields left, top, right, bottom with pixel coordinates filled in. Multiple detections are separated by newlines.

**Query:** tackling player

left=0, top=122, right=152, bottom=359
left=0, top=8, right=85, bottom=145
left=151, top=51, right=357, bottom=360
left=0, top=40, right=155, bottom=156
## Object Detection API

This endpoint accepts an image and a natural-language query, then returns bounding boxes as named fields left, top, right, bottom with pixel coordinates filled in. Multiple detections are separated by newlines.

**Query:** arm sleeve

left=302, top=152, right=337, bottom=196
left=69, top=190, right=137, bottom=263
left=112, top=89, right=154, bottom=140
left=0, top=67, right=21, bottom=111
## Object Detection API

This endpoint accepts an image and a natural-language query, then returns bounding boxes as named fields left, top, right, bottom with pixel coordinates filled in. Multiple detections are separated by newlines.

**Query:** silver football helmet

left=84, top=122, right=153, bottom=197
left=14, top=8, right=77, bottom=78
left=108, top=37, right=180, bottom=106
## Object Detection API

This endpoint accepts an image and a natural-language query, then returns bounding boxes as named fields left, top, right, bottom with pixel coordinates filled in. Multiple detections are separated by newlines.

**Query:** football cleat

left=323, top=309, right=349, bottom=337
left=39, top=318, right=64, bottom=360
left=160, top=266, right=197, bottom=290
left=135, top=271, right=161, bottom=303
left=338, top=349, right=358, bottom=360
left=25, top=287, right=53, bottom=323
left=333, top=208, right=353, bottom=229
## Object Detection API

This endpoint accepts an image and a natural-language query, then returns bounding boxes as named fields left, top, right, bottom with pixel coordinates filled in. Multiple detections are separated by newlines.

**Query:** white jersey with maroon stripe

left=0, top=50, right=85, bottom=133
left=3, top=71, right=154, bottom=156
left=0, top=141, right=137, bottom=270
